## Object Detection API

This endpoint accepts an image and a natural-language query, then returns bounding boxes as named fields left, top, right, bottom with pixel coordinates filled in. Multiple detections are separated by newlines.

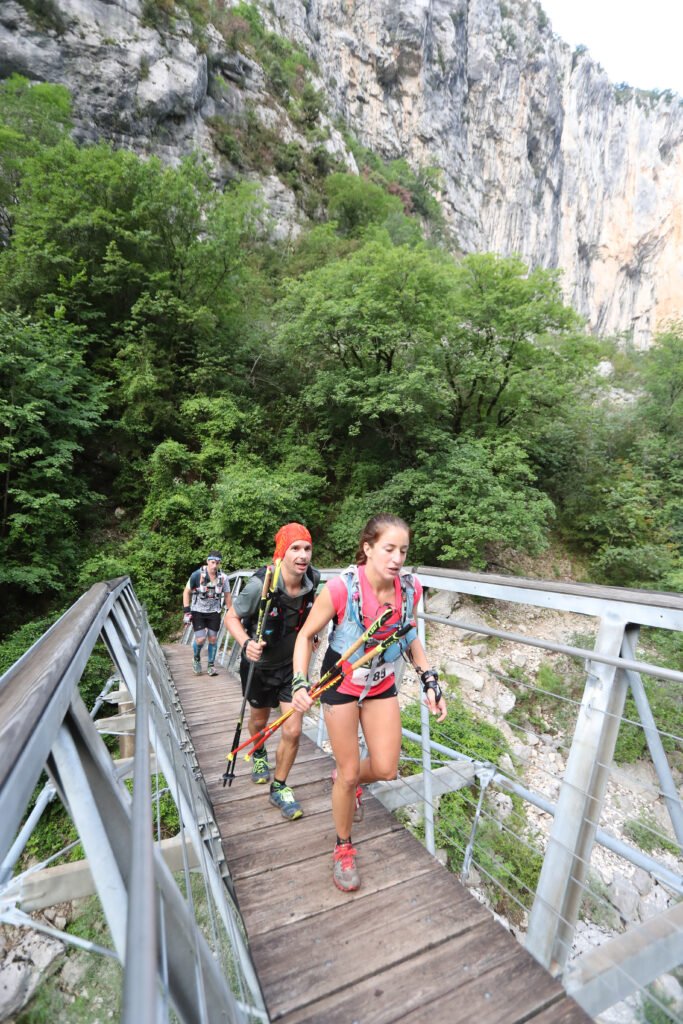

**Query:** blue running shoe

left=269, top=784, right=303, bottom=820
left=251, top=750, right=270, bottom=784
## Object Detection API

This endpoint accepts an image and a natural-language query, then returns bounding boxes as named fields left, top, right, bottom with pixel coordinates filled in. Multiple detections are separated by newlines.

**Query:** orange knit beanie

left=273, top=522, right=312, bottom=561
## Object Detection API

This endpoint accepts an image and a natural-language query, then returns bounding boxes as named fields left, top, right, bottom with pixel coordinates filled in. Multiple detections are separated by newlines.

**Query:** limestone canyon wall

left=2, top=0, right=682, bottom=345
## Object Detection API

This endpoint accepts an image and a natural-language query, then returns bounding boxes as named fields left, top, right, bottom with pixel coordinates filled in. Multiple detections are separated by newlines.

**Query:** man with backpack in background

left=183, top=551, right=232, bottom=677
left=224, top=523, right=320, bottom=820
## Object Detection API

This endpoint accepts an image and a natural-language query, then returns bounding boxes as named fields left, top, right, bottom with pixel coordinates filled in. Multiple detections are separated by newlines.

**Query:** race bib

left=352, top=663, right=387, bottom=687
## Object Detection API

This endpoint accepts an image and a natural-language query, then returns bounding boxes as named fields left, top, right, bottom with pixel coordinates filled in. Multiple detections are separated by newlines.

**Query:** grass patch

left=504, top=657, right=584, bottom=736
left=623, top=811, right=680, bottom=856
left=401, top=683, right=509, bottom=769
left=401, top=689, right=540, bottom=925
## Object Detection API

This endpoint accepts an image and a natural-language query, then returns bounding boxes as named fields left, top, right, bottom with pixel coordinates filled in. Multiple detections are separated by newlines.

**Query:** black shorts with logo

left=239, top=658, right=294, bottom=709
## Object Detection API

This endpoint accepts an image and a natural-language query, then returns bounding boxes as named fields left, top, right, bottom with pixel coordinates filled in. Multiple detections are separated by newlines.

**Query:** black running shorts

left=239, top=658, right=294, bottom=709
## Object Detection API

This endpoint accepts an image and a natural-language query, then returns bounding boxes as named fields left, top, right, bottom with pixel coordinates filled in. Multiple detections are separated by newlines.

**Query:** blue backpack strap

left=342, top=566, right=364, bottom=628
left=381, top=572, right=417, bottom=662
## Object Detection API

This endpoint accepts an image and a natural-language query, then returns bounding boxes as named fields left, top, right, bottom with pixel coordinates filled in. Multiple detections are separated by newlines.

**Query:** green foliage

left=338, top=132, right=446, bottom=233
left=213, top=1, right=318, bottom=114
left=141, top=0, right=175, bottom=30
left=0, top=310, right=107, bottom=629
left=623, top=810, right=679, bottom=856
left=0, top=613, right=61, bottom=676
left=505, top=658, right=583, bottom=736
left=401, top=689, right=510, bottom=768
left=614, top=671, right=683, bottom=765
left=551, top=327, right=683, bottom=587
left=0, top=75, right=72, bottom=242
left=324, top=173, right=405, bottom=235
left=0, top=54, right=681, bottom=662
left=579, top=871, right=622, bottom=930
left=208, top=456, right=326, bottom=568
left=14, top=0, right=68, bottom=33
left=639, top=975, right=683, bottom=1024
left=20, top=772, right=179, bottom=873
left=435, top=787, right=543, bottom=926
left=324, top=434, right=555, bottom=568
left=401, top=692, right=540, bottom=923
left=22, top=791, right=83, bottom=865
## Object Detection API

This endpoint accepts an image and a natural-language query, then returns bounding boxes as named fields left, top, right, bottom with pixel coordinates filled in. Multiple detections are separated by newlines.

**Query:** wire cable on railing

left=404, top=760, right=683, bottom=1010
left=397, top=724, right=683, bottom=1010
left=494, top=665, right=683, bottom=756
left=154, top=625, right=264, bottom=1020
left=166, top=720, right=212, bottom=1024
left=421, top=610, right=683, bottom=686
left=492, top=708, right=683, bottom=853
left=150, top=700, right=172, bottom=1021
left=417, top=672, right=683, bottom=855
left=398, top=697, right=683, bottom=900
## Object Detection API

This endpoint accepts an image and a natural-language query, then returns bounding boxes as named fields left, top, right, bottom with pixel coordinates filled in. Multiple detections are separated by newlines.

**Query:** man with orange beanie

left=224, top=523, right=321, bottom=819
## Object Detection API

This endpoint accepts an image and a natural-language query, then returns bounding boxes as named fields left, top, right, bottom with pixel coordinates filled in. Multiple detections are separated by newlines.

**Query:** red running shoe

left=333, top=842, right=360, bottom=892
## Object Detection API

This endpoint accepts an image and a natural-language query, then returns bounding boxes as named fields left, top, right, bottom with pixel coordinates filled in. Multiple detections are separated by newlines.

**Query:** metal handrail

left=0, top=577, right=265, bottom=1024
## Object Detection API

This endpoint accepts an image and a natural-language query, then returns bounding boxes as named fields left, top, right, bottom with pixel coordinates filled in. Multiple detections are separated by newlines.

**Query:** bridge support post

left=526, top=614, right=635, bottom=973
left=417, top=593, right=436, bottom=856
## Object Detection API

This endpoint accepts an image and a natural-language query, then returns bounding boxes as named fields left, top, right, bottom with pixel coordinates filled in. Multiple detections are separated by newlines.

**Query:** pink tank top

left=326, top=566, right=422, bottom=697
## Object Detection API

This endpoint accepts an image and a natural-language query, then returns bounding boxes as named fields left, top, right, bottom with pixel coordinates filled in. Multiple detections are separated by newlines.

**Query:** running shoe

left=207, top=664, right=219, bottom=677
left=269, top=784, right=303, bottom=820
left=251, top=750, right=271, bottom=784
left=192, top=658, right=202, bottom=675
left=333, top=842, right=360, bottom=892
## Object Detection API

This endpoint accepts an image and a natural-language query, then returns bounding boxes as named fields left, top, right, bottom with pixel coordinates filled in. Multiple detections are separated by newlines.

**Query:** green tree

left=324, top=174, right=405, bottom=235
left=0, top=310, right=107, bottom=630
left=442, top=253, right=591, bottom=434
left=0, top=74, right=72, bottom=245
left=276, top=239, right=594, bottom=462
left=547, top=330, right=683, bottom=588
left=327, top=434, right=554, bottom=567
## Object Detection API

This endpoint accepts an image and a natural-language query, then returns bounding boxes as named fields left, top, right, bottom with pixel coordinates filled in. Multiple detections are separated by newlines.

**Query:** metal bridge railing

left=0, top=577, right=268, bottom=1024
left=296, top=567, right=683, bottom=1024
left=4, top=569, right=683, bottom=1023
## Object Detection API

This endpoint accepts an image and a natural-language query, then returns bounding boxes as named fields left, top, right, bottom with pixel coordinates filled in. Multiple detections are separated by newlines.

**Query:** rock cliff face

left=2, top=0, right=682, bottom=345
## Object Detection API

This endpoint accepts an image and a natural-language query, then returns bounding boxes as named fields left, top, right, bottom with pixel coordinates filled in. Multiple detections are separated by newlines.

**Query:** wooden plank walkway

left=163, top=643, right=592, bottom=1024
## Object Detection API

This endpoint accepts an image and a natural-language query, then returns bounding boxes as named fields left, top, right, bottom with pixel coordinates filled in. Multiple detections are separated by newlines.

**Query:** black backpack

left=243, top=564, right=321, bottom=644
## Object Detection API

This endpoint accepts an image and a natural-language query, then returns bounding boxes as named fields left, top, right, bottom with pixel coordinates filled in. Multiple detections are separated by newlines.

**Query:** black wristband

left=420, top=668, right=443, bottom=703
left=183, top=605, right=191, bottom=614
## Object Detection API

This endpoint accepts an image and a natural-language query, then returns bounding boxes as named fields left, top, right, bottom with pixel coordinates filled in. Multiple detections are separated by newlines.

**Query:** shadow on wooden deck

left=163, top=643, right=592, bottom=1024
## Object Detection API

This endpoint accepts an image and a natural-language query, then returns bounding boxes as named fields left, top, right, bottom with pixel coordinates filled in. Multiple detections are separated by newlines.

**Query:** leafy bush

left=401, top=687, right=510, bottom=770
left=615, top=675, right=683, bottom=764
left=437, top=788, right=543, bottom=926
left=324, top=173, right=405, bottom=235
left=401, top=689, right=540, bottom=924
left=16, top=0, right=67, bottom=33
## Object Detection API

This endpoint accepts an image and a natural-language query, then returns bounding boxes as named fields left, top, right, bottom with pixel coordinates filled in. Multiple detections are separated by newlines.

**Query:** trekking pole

left=228, top=608, right=392, bottom=764
left=232, top=613, right=413, bottom=764
left=222, top=558, right=282, bottom=787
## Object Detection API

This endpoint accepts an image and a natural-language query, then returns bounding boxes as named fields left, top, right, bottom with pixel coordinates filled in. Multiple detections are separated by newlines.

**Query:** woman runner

left=291, top=513, right=447, bottom=892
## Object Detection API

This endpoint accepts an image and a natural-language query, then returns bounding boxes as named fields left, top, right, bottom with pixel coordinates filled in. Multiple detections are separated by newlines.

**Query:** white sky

left=539, top=1, right=683, bottom=96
